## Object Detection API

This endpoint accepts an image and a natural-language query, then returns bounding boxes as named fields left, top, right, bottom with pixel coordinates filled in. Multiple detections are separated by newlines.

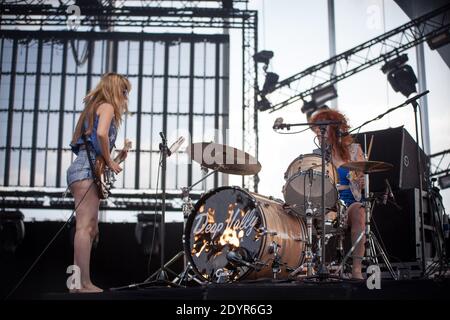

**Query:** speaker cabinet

left=371, top=188, right=436, bottom=264
left=353, top=126, right=428, bottom=192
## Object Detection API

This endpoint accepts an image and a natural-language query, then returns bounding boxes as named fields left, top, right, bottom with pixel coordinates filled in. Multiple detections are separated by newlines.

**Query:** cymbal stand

left=167, top=167, right=219, bottom=285
left=335, top=135, right=397, bottom=280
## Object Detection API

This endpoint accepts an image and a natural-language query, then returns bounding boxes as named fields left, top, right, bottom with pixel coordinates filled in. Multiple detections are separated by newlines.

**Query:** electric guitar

left=94, top=139, right=132, bottom=199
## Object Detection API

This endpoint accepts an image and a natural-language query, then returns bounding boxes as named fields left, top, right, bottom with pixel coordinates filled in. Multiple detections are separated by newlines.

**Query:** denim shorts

left=66, top=149, right=96, bottom=187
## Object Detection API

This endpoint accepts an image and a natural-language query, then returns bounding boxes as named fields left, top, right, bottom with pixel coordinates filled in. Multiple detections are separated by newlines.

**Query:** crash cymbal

left=341, top=161, right=393, bottom=173
left=186, top=142, right=262, bottom=176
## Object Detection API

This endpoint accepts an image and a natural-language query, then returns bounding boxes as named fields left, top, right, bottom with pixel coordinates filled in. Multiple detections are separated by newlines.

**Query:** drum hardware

left=289, top=201, right=315, bottom=277
left=334, top=142, right=398, bottom=280
left=268, top=241, right=282, bottom=279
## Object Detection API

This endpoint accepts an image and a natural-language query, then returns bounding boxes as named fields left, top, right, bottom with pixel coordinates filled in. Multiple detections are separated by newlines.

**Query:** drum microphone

left=386, top=179, right=395, bottom=201
left=273, top=117, right=284, bottom=130
left=168, top=136, right=185, bottom=157
left=226, top=251, right=257, bottom=269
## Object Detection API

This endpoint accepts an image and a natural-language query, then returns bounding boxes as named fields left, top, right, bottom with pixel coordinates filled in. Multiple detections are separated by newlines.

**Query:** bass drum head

left=184, top=186, right=265, bottom=283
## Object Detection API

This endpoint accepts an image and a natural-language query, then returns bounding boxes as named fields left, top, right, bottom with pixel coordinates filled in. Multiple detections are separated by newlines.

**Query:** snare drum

left=184, top=186, right=307, bottom=283
left=282, top=154, right=338, bottom=214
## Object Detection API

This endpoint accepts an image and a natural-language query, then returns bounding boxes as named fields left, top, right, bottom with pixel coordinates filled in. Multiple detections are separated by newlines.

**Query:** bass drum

left=184, top=186, right=307, bottom=283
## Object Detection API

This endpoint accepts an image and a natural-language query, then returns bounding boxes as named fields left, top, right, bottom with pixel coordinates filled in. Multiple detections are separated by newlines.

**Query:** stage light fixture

left=0, top=210, right=25, bottom=253
left=256, top=96, right=272, bottom=111
left=427, top=30, right=450, bottom=50
left=301, top=85, right=337, bottom=115
left=381, top=54, right=417, bottom=98
left=253, top=50, right=274, bottom=65
left=438, top=174, right=450, bottom=190
left=311, top=85, right=337, bottom=106
left=135, top=213, right=160, bottom=256
left=261, top=72, right=279, bottom=95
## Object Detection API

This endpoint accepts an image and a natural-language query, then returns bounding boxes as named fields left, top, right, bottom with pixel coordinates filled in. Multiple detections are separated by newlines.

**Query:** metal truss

left=0, top=188, right=202, bottom=211
left=0, top=0, right=260, bottom=212
left=0, top=1, right=255, bottom=30
left=261, top=3, right=450, bottom=113
left=429, top=149, right=450, bottom=178
left=242, top=13, right=259, bottom=191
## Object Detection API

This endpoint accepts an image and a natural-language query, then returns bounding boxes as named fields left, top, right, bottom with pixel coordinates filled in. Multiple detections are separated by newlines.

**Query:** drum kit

left=175, top=141, right=397, bottom=284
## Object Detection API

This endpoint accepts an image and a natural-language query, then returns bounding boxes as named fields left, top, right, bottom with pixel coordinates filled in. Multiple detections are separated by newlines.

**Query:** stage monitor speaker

left=353, top=126, right=428, bottom=192
left=371, top=188, right=436, bottom=264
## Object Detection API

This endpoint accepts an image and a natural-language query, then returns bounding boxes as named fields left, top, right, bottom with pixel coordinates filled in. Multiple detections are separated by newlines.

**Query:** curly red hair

left=309, top=109, right=353, bottom=162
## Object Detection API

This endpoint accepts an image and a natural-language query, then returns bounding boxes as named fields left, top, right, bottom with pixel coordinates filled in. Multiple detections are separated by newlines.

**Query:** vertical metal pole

left=135, top=38, right=144, bottom=189
left=4, top=39, right=18, bottom=187
left=327, top=0, right=337, bottom=108
left=214, top=42, right=220, bottom=188
left=253, top=13, right=259, bottom=192
left=56, top=40, right=68, bottom=187
left=30, top=39, right=43, bottom=187
left=159, top=41, right=170, bottom=274
left=241, top=25, right=245, bottom=189
left=222, top=33, right=230, bottom=187
left=149, top=41, right=156, bottom=189
left=188, top=41, right=195, bottom=187
left=412, top=102, right=427, bottom=276
left=415, top=43, right=430, bottom=155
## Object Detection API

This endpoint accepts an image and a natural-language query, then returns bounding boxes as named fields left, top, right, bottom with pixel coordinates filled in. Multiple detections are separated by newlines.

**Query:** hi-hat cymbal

left=186, top=142, right=262, bottom=176
left=341, top=161, right=393, bottom=173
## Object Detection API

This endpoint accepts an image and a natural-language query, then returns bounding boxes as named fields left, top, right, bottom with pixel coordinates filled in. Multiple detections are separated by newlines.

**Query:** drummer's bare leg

left=347, top=202, right=365, bottom=279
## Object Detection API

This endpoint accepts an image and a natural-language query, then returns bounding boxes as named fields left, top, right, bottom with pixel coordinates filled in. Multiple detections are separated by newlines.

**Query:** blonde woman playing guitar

left=66, top=73, right=131, bottom=293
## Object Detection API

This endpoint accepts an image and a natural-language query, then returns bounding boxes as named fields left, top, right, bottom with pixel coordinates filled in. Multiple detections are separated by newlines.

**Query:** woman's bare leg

left=347, top=202, right=365, bottom=279
left=70, top=179, right=103, bottom=293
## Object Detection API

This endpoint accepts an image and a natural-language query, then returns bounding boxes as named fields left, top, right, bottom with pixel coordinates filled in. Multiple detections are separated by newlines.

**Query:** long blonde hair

left=71, top=72, right=131, bottom=144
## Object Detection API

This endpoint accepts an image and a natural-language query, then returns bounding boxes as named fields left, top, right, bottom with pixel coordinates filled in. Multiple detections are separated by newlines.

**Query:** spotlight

left=135, top=213, right=160, bottom=256
left=0, top=210, right=25, bottom=253
left=256, top=96, right=272, bottom=111
left=438, top=174, right=450, bottom=190
left=381, top=54, right=417, bottom=98
left=301, top=100, right=317, bottom=114
left=261, top=72, right=279, bottom=95
left=253, top=50, right=274, bottom=65
left=301, top=85, right=337, bottom=115
left=427, top=30, right=450, bottom=50
left=311, top=85, right=337, bottom=106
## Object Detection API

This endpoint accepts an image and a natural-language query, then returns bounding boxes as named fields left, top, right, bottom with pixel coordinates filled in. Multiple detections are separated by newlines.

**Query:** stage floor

left=40, top=278, right=450, bottom=300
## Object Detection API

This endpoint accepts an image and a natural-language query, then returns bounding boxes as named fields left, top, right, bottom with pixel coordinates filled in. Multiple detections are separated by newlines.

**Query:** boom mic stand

left=276, top=119, right=342, bottom=280
left=154, top=132, right=170, bottom=281
left=349, top=91, right=430, bottom=276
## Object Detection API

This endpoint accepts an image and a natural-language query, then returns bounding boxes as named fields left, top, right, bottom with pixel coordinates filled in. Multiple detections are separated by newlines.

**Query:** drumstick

left=367, top=135, right=374, bottom=160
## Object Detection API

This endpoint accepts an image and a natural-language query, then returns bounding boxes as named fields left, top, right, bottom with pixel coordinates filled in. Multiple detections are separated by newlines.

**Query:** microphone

left=386, top=179, right=394, bottom=201
left=226, top=251, right=257, bottom=269
left=168, top=136, right=185, bottom=157
left=337, top=129, right=349, bottom=144
left=273, top=117, right=284, bottom=130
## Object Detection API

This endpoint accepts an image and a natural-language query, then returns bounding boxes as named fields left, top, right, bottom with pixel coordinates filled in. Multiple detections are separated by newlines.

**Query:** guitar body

left=94, top=139, right=132, bottom=199
left=95, top=157, right=110, bottom=199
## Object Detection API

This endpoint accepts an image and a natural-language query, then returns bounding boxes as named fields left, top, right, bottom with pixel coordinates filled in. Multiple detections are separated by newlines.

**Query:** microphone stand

left=411, top=100, right=427, bottom=276
left=349, top=91, right=430, bottom=276
left=155, top=131, right=170, bottom=280
left=277, top=119, right=342, bottom=280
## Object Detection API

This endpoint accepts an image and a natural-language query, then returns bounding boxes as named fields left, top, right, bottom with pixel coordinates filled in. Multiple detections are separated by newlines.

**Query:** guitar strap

left=82, top=134, right=107, bottom=198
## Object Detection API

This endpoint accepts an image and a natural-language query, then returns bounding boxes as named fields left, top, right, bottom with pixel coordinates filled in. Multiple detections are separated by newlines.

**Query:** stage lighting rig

left=381, top=54, right=418, bottom=98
